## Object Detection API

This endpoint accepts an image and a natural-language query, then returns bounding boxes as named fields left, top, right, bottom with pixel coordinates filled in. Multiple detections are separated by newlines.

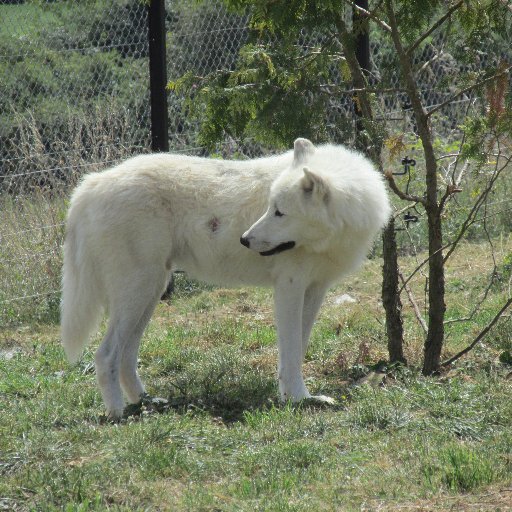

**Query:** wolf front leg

left=302, top=282, right=330, bottom=359
left=302, top=283, right=336, bottom=404
left=273, top=276, right=336, bottom=405
left=301, top=281, right=335, bottom=404
left=273, top=276, right=311, bottom=402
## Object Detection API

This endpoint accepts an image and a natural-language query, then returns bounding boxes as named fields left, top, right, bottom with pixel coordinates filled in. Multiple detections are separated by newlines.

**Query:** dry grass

left=0, top=103, right=150, bottom=324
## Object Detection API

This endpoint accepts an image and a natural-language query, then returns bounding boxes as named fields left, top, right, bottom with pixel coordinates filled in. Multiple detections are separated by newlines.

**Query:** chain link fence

left=166, top=1, right=251, bottom=154
left=1, top=0, right=151, bottom=323
left=1, top=0, right=510, bottom=325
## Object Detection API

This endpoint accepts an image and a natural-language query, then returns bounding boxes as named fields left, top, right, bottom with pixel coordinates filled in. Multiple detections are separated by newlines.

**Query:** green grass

left=2, top=241, right=512, bottom=510
left=0, top=4, right=60, bottom=38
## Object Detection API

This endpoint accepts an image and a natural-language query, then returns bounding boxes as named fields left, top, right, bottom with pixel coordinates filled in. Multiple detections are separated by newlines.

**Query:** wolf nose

left=240, top=236, right=250, bottom=248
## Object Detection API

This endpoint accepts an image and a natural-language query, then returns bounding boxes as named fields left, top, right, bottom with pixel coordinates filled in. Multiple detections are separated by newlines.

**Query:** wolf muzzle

left=240, top=236, right=296, bottom=256
left=258, top=241, right=296, bottom=256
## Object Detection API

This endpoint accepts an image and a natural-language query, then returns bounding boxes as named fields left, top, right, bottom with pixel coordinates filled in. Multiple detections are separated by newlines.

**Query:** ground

left=1, top=240, right=512, bottom=511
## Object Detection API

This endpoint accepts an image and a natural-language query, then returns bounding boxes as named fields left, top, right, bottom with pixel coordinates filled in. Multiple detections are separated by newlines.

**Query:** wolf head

left=240, top=138, right=337, bottom=256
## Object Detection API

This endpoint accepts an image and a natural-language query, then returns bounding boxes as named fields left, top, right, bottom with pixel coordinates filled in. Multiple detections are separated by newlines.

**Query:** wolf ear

left=293, top=138, right=315, bottom=166
left=301, top=167, right=330, bottom=202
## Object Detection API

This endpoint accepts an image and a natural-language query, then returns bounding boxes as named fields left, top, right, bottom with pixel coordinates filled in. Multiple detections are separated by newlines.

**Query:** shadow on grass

left=124, top=347, right=279, bottom=423
left=124, top=385, right=343, bottom=424
left=122, top=348, right=345, bottom=424
left=123, top=386, right=279, bottom=424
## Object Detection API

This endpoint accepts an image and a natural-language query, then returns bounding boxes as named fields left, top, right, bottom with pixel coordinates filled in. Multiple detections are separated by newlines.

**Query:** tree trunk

left=381, top=218, right=406, bottom=364
left=385, top=0, right=446, bottom=374
left=335, top=12, right=406, bottom=365
left=422, top=207, right=445, bottom=374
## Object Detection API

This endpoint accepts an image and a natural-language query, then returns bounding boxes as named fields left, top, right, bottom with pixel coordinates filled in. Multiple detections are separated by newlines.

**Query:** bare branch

left=417, top=51, right=442, bottom=76
left=453, top=160, right=470, bottom=189
left=443, top=154, right=512, bottom=264
left=400, top=203, right=512, bottom=298
left=340, top=0, right=392, bottom=32
left=448, top=99, right=475, bottom=188
left=399, top=244, right=448, bottom=294
left=445, top=195, right=502, bottom=326
left=393, top=203, right=420, bottom=220
left=317, top=84, right=406, bottom=95
left=406, top=0, right=464, bottom=56
left=427, top=66, right=512, bottom=118
left=399, top=272, right=428, bottom=333
left=384, top=170, right=427, bottom=205
left=402, top=212, right=428, bottom=282
left=444, top=266, right=497, bottom=326
left=441, top=298, right=512, bottom=367
left=438, top=184, right=463, bottom=213
left=437, top=153, right=461, bottom=161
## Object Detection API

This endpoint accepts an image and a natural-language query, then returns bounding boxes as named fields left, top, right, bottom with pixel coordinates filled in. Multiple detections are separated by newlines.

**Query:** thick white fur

left=61, top=138, right=391, bottom=418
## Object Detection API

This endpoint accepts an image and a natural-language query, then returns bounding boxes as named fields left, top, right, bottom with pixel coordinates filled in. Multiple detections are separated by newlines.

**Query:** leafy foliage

left=168, top=2, right=360, bottom=149
left=171, top=0, right=512, bottom=156
left=171, top=40, right=337, bottom=148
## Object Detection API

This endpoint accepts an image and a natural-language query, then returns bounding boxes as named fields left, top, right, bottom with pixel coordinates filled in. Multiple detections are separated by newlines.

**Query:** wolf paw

left=99, top=408, right=124, bottom=424
left=123, top=394, right=170, bottom=418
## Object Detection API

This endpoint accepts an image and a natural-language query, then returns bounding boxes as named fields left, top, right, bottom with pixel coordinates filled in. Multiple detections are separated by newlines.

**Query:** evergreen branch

left=426, top=66, right=512, bottom=118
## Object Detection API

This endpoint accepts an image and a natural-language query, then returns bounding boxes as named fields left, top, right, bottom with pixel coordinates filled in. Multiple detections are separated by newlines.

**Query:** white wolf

left=61, top=138, right=390, bottom=419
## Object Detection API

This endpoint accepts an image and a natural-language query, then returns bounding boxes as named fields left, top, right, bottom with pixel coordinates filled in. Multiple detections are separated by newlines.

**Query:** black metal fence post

left=148, top=0, right=174, bottom=299
left=353, top=0, right=370, bottom=75
left=353, top=0, right=370, bottom=140
left=148, top=0, right=169, bottom=152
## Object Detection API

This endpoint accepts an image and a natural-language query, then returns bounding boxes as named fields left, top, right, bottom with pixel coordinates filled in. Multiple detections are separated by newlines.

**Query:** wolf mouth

left=259, top=241, right=296, bottom=256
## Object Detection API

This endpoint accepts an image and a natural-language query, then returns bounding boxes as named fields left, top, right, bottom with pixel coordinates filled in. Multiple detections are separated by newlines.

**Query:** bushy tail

left=60, top=224, right=103, bottom=363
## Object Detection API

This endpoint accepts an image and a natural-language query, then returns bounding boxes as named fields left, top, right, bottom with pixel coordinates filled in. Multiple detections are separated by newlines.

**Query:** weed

left=423, top=444, right=497, bottom=492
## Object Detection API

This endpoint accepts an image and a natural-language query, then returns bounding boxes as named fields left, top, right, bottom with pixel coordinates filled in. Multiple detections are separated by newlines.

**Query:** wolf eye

left=275, top=209, right=284, bottom=217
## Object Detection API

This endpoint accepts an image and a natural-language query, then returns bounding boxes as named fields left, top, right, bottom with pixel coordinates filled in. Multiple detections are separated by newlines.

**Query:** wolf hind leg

left=119, top=295, right=163, bottom=404
left=95, top=318, right=127, bottom=420
left=95, top=266, right=168, bottom=419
